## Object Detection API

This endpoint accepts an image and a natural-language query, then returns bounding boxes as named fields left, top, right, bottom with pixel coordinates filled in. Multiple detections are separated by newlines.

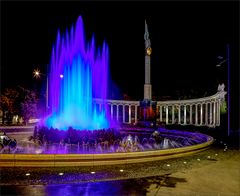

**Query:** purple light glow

left=44, top=16, right=110, bottom=130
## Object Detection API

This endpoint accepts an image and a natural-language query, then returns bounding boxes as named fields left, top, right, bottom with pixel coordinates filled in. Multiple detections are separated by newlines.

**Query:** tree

left=0, top=94, right=9, bottom=124
left=19, top=89, right=38, bottom=125
left=0, top=87, right=39, bottom=125
left=0, top=88, right=19, bottom=124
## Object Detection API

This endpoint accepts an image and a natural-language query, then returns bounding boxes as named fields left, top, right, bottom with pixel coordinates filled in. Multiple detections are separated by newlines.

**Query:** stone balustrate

left=92, top=90, right=226, bottom=127
left=156, top=90, right=226, bottom=127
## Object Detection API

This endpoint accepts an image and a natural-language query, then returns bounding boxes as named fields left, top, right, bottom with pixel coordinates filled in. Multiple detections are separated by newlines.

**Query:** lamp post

left=33, top=69, right=49, bottom=114
left=33, top=68, right=64, bottom=115
left=216, top=44, right=230, bottom=136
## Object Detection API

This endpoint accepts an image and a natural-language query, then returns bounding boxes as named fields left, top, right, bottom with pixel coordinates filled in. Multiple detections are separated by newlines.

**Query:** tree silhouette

left=0, top=88, right=19, bottom=124
left=18, top=88, right=38, bottom=125
left=0, top=87, right=38, bottom=125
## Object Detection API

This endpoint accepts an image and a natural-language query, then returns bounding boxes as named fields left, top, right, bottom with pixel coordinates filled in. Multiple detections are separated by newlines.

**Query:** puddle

left=0, top=174, right=187, bottom=195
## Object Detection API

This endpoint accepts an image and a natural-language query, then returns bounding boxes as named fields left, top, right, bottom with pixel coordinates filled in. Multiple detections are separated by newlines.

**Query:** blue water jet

left=44, top=16, right=110, bottom=130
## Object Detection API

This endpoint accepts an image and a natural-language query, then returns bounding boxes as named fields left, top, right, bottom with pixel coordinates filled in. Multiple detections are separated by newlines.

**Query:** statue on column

left=217, top=83, right=225, bottom=92
left=217, top=83, right=227, bottom=102
left=144, top=20, right=151, bottom=49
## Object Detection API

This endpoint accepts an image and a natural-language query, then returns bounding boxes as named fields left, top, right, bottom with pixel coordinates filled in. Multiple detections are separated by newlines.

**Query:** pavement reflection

left=0, top=175, right=187, bottom=196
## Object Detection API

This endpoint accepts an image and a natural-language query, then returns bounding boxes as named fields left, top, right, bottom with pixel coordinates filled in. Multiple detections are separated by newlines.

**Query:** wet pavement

left=1, top=181, right=143, bottom=196
left=0, top=140, right=239, bottom=196
left=0, top=175, right=188, bottom=196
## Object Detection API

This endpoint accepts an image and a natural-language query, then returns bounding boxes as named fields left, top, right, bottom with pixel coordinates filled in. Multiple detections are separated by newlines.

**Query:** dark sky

left=1, top=1, right=239, bottom=101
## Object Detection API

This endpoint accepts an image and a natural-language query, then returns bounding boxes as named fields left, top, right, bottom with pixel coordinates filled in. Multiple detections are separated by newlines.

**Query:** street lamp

left=216, top=44, right=230, bottom=136
left=33, top=68, right=64, bottom=115
left=33, top=69, right=49, bottom=113
left=33, top=69, right=41, bottom=78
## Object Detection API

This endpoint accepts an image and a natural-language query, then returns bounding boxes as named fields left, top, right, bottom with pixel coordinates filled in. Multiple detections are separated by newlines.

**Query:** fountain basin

left=0, top=131, right=213, bottom=167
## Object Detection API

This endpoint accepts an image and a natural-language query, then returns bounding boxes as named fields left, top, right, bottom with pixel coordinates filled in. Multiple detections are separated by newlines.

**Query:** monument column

left=144, top=20, right=152, bottom=100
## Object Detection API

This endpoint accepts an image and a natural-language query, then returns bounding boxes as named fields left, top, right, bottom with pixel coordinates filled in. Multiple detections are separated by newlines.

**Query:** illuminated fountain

left=2, top=127, right=211, bottom=155
left=44, top=16, right=110, bottom=131
left=0, top=17, right=214, bottom=167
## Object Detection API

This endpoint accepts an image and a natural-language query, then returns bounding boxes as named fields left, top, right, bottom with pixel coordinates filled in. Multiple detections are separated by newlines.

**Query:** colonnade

left=93, top=99, right=140, bottom=124
left=157, top=90, right=226, bottom=127
left=93, top=89, right=226, bottom=127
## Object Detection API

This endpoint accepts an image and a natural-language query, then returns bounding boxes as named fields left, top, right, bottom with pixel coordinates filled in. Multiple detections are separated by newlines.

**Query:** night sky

left=1, top=1, right=239, bottom=102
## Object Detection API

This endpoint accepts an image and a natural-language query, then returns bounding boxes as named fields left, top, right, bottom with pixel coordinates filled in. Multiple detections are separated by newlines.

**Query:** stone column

left=184, top=105, right=187, bottom=125
left=135, top=105, right=138, bottom=123
left=110, top=104, right=113, bottom=119
left=210, top=102, right=212, bottom=125
left=216, top=100, right=220, bottom=126
left=160, top=106, right=162, bottom=122
left=195, top=104, right=198, bottom=125
left=172, top=106, right=175, bottom=124
left=200, top=104, right=203, bottom=125
left=128, top=105, right=131, bottom=124
left=205, top=103, right=208, bottom=125
left=166, top=106, right=169, bottom=124
left=218, top=99, right=221, bottom=126
left=116, top=105, right=119, bottom=121
left=190, top=105, right=192, bottom=124
left=213, top=101, right=216, bottom=126
left=178, top=105, right=181, bottom=124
